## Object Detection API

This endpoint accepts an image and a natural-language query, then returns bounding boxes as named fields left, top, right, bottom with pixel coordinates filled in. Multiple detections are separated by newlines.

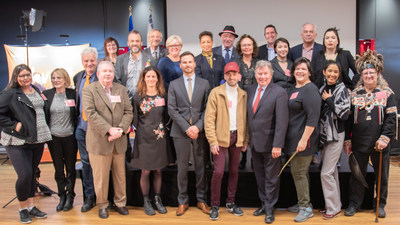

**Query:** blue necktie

left=224, top=49, right=230, bottom=63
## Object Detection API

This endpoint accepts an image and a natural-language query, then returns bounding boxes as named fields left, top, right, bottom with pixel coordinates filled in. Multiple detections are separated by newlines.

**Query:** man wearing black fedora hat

left=212, top=25, right=239, bottom=64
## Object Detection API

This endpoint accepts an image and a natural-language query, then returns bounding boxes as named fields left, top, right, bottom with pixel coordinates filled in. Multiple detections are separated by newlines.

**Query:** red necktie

left=253, top=87, right=262, bottom=113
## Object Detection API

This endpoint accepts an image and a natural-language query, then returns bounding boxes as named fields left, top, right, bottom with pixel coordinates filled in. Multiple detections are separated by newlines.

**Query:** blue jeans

left=75, top=128, right=95, bottom=198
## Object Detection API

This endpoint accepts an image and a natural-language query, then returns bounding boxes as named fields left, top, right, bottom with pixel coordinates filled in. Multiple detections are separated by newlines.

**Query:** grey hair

left=302, top=23, right=317, bottom=32
left=97, top=60, right=114, bottom=72
left=148, top=29, right=162, bottom=39
left=255, top=60, right=273, bottom=74
left=355, top=72, right=389, bottom=89
left=81, top=47, right=98, bottom=59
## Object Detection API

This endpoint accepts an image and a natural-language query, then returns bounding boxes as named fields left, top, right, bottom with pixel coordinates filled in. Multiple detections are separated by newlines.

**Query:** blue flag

left=129, top=7, right=134, bottom=32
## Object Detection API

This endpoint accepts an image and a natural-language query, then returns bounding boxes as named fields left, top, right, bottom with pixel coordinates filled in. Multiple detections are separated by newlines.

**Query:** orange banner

left=4, top=44, right=90, bottom=89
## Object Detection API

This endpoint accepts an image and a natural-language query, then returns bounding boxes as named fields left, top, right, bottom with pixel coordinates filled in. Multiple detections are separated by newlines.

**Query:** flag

left=129, top=6, right=134, bottom=32
left=147, top=4, right=154, bottom=37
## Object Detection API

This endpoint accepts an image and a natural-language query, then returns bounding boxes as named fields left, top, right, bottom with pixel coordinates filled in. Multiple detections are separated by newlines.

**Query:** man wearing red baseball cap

left=212, top=26, right=240, bottom=64
left=204, top=61, right=249, bottom=220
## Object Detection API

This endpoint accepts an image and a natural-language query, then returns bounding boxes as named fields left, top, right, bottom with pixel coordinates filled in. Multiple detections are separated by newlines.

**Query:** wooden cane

left=375, top=142, right=383, bottom=223
left=278, top=151, right=297, bottom=177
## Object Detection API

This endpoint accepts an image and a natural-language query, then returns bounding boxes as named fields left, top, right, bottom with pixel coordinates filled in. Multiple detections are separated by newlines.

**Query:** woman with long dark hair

left=0, top=64, right=52, bottom=223
left=131, top=66, right=168, bottom=215
left=312, top=27, right=359, bottom=89
left=319, top=60, right=350, bottom=219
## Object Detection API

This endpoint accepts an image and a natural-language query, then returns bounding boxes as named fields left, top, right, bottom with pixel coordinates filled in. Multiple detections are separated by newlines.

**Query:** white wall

left=167, top=0, right=356, bottom=56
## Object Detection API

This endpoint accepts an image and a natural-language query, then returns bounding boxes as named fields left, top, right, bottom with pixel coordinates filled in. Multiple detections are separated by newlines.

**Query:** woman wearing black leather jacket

left=0, top=64, right=52, bottom=223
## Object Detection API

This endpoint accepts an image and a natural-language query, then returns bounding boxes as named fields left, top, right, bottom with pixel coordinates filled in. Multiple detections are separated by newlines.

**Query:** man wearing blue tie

left=212, top=25, right=239, bottom=64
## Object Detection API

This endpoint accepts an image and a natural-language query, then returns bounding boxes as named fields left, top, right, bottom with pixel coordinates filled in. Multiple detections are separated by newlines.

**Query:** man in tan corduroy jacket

left=204, top=62, right=249, bottom=221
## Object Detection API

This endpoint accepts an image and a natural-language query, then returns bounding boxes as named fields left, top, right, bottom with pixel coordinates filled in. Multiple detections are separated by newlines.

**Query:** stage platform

left=77, top=152, right=375, bottom=209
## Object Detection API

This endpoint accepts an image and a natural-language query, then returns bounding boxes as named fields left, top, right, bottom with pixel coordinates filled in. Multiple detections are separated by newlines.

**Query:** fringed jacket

left=346, top=85, right=397, bottom=153
left=319, top=82, right=350, bottom=145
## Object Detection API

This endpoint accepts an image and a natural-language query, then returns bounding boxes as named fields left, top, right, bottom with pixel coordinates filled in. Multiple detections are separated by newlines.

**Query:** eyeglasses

left=18, top=73, right=31, bottom=78
left=106, top=43, right=116, bottom=47
left=241, top=44, right=253, bottom=48
left=362, top=71, right=377, bottom=76
left=169, top=45, right=181, bottom=49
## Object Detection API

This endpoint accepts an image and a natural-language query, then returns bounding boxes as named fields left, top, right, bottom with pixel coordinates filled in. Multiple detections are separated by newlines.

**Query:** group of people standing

left=0, top=23, right=396, bottom=224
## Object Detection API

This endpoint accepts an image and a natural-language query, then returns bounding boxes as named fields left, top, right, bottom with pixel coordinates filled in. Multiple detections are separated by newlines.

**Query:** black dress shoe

left=81, top=196, right=95, bottom=212
left=265, top=210, right=275, bottom=224
left=344, top=205, right=359, bottom=216
left=253, top=207, right=265, bottom=216
left=114, top=206, right=129, bottom=215
left=63, top=195, right=74, bottom=212
left=99, top=208, right=109, bottom=219
left=56, top=195, right=66, bottom=212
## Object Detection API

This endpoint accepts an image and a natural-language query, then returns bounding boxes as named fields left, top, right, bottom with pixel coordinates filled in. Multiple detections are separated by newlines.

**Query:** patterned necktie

left=82, top=74, right=91, bottom=121
left=224, top=48, right=230, bottom=64
left=253, top=87, right=262, bottom=113
left=154, top=51, right=158, bottom=59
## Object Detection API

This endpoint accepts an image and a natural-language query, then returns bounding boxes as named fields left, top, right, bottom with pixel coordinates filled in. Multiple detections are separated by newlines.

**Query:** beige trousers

left=89, top=149, right=126, bottom=209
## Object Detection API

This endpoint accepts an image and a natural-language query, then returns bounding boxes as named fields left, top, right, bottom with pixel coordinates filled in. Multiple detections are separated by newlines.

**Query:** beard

left=130, top=46, right=140, bottom=53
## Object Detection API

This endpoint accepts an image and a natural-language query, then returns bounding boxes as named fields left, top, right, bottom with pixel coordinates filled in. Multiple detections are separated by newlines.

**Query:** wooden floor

left=1, top=156, right=400, bottom=225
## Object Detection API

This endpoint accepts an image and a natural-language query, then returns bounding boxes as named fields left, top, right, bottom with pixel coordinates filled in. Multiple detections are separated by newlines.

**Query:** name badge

left=375, top=91, right=387, bottom=100
left=155, top=98, right=165, bottom=106
left=228, top=100, right=232, bottom=108
left=290, top=92, right=299, bottom=100
left=40, top=94, right=47, bottom=100
left=65, top=99, right=75, bottom=107
left=110, top=95, right=121, bottom=103
left=285, top=69, right=291, bottom=76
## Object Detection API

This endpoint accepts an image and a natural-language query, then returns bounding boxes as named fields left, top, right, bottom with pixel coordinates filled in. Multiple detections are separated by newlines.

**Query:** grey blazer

left=168, top=75, right=210, bottom=138
left=114, top=51, right=152, bottom=86
left=143, top=46, right=168, bottom=60
left=247, top=82, right=289, bottom=152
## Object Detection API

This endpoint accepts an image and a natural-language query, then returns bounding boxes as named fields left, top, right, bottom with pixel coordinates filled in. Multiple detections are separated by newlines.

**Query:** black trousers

left=47, top=135, right=78, bottom=197
left=348, top=148, right=390, bottom=208
left=6, top=143, right=44, bottom=201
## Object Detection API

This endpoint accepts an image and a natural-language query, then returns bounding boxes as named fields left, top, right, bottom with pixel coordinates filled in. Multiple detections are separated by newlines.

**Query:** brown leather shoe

left=176, top=204, right=189, bottom=216
left=197, top=202, right=210, bottom=215
left=99, top=208, right=109, bottom=219
left=114, top=206, right=129, bottom=215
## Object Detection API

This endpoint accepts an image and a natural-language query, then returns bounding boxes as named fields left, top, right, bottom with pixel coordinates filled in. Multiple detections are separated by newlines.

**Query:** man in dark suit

left=73, top=47, right=98, bottom=212
left=82, top=61, right=133, bottom=219
left=247, top=60, right=289, bottom=224
left=114, top=30, right=152, bottom=99
left=143, top=29, right=168, bottom=63
left=288, top=23, right=322, bottom=62
left=258, top=25, right=278, bottom=61
left=168, top=51, right=211, bottom=217
left=212, top=25, right=239, bottom=64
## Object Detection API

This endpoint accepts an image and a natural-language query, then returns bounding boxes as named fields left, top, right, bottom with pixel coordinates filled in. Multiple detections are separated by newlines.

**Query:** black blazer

left=195, top=53, right=226, bottom=89
left=0, top=85, right=47, bottom=142
left=247, top=83, right=289, bottom=153
left=257, top=44, right=271, bottom=61
left=288, top=42, right=323, bottom=62
left=271, top=57, right=294, bottom=90
left=42, top=88, right=77, bottom=129
left=73, top=70, right=98, bottom=117
left=312, top=50, right=359, bottom=89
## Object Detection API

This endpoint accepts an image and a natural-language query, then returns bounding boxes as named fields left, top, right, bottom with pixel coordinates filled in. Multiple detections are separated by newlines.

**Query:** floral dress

left=130, top=94, right=168, bottom=170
